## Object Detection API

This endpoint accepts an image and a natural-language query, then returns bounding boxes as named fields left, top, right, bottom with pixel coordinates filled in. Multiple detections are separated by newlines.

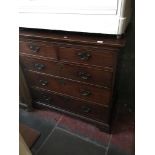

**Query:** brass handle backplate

left=78, top=71, right=91, bottom=80
left=77, top=52, right=91, bottom=60
left=34, top=63, right=45, bottom=70
left=80, top=89, right=91, bottom=96
left=29, top=44, right=40, bottom=53
left=81, top=105, right=91, bottom=113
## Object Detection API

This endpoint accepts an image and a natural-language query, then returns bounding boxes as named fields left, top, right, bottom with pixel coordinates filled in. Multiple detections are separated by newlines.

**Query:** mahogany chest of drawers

left=19, top=28, right=125, bottom=132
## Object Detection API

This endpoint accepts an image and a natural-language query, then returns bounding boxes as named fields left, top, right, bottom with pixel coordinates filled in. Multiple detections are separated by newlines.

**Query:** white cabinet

left=19, top=0, right=118, bottom=14
left=19, top=0, right=131, bottom=35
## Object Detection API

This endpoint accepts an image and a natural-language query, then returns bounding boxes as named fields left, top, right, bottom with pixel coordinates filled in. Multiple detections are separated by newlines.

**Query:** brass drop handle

left=78, top=71, right=91, bottom=80
left=29, top=44, right=40, bottom=53
left=81, top=105, right=91, bottom=113
left=39, top=80, right=48, bottom=86
left=34, top=63, right=45, bottom=70
left=80, top=89, right=91, bottom=96
left=77, top=52, right=91, bottom=60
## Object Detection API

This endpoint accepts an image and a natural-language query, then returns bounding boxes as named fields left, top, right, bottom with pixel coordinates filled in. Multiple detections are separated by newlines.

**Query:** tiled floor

left=19, top=103, right=134, bottom=155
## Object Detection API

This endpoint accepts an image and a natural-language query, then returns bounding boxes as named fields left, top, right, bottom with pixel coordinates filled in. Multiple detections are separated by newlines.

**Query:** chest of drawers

left=19, top=28, right=125, bottom=132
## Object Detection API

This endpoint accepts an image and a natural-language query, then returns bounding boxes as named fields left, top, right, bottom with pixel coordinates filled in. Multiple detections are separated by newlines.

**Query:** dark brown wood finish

left=58, top=46, right=117, bottom=69
left=24, top=70, right=112, bottom=107
left=20, top=39, right=118, bottom=69
left=20, top=40, right=58, bottom=60
left=20, top=55, right=113, bottom=88
left=31, top=88, right=110, bottom=123
left=19, top=28, right=125, bottom=132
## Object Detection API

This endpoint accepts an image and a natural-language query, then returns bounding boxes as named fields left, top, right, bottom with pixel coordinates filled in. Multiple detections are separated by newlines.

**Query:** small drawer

left=20, top=56, right=60, bottom=76
left=25, top=71, right=112, bottom=106
left=31, top=88, right=110, bottom=123
left=20, top=56, right=113, bottom=88
left=19, top=40, right=57, bottom=59
left=58, top=45, right=117, bottom=69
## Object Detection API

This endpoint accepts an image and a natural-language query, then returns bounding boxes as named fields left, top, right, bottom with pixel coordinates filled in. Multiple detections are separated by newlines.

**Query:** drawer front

left=58, top=46, right=117, bottom=68
left=19, top=40, right=57, bottom=59
left=20, top=56, right=113, bottom=87
left=25, top=71, right=112, bottom=106
left=31, top=88, right=110, bottom=123
left=20, top=56, right=60, bottom=76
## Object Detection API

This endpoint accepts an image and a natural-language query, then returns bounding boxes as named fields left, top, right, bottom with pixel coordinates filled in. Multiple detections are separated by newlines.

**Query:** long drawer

left=31, top=88, right=110, bottom=123
left=20, top=55, right=113, bottom=88
left=24, top=70, right=112, bottom=106
left=19, top=40, right=58, bottom=59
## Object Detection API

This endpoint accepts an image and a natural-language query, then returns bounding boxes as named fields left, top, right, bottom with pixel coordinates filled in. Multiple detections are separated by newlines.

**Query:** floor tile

left=107, top=145, right=131, bottom=155
left=37, top=128, right=106, bottom=155
left=34, top=110, right=62, bottom=122
left=19, top=101, right=134, bottom=155
left=58, top=115, right=111, bottom=147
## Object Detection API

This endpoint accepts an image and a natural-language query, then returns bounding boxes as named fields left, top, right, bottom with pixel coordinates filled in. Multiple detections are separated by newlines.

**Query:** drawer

left=31, top=88, right=110, bottom=123
left=58, top=46, right=117, bottom=69
left=19, top=40, right=57, bottom=59
left=25, top=71, right=112, bottom=106
left=20, top=55, right=113, bottom=87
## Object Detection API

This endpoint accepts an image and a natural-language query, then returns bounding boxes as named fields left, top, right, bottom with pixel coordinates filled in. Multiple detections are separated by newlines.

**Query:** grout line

left=56, top=126, right=107, bottom=150
left=35, top=115, right=63, bottom=154
left=105, top=134, right=112, bottom=155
